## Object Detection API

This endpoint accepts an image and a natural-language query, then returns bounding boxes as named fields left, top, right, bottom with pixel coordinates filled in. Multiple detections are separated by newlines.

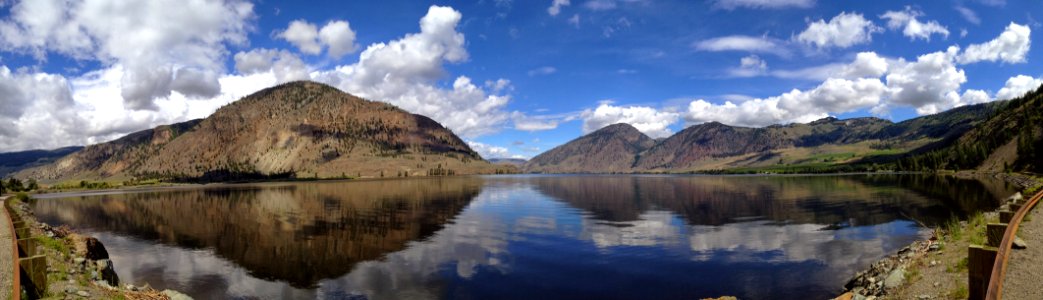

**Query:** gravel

left=0, top=196, right=14, bottom=300
left=1001, top=203, right=1043, bottom=299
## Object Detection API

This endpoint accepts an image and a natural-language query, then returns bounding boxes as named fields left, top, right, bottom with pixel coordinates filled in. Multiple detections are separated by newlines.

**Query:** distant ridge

left=524, top=100, right=1007, bottom=174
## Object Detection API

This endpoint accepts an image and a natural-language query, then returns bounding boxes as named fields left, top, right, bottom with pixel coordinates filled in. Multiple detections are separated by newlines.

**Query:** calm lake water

left=34, top=174, right=1015, bottom=300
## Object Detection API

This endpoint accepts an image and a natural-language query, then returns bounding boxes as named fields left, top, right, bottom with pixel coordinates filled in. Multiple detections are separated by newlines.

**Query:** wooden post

left=1000, top=211, right=1015, bottom=224
left=16, top=238, right=34, bottom=258
left=987, top=223, right=1007, bottom=247
left=19, top=255, right=47, bottom=299
left=1011, top=203, right=1023, bottom=213
left=969, top=245, right=997, bottom=300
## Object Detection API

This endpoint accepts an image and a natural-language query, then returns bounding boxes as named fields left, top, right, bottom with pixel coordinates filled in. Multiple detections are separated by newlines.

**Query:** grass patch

left=905, top=267, right=922, bottom=284
left=35, top=235, right=70, bottom=255
left=948, top=285, right=969, bottom=299
left=948, top=257, right=969, bottom=273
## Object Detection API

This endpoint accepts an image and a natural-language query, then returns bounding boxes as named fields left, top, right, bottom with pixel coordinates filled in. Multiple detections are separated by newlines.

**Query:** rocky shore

left=837, top=173, right=1041, bottom=300
left=7, top=198, right=193, bottom=299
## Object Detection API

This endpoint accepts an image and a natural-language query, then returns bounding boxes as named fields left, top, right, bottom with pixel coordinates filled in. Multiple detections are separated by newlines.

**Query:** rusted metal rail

left=985, top=188, right=1043, bottom=299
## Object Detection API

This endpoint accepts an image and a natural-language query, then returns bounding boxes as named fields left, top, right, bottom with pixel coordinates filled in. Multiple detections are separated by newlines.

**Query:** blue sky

left=0, top=0, right=1041, bottom=158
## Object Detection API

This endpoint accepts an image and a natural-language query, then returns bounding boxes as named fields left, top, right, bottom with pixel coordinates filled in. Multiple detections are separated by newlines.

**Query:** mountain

left=896, top=85, right=1042, bottom=173
left=523, top=123, right=655, bottom=173
left=17, top=81, right=505, bottom=183
left=0, top=146, right=84, bottom=178
left=525, top=100, right=1008, bottom=174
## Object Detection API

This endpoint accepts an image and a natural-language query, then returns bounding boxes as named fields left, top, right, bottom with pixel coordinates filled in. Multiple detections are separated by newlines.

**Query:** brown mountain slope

left=523, top=123, right=655, bottom=173
left=633, top=117, right=892, bottom=170
left=17, top=120, right=201, bottom=180
left=19, top=81, right=503, bottom=182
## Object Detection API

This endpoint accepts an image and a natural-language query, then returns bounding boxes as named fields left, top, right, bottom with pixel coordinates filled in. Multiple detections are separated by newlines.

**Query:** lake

left=33, top=174, right=1015, bottom=299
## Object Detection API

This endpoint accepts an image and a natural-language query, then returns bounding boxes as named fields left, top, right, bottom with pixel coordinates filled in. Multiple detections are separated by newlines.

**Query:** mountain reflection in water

left=33, top=174, right=1013, bottom=300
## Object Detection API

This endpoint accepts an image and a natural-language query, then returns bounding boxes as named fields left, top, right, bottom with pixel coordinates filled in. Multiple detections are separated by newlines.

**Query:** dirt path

left=0, top=196, right=14, bottom=300
left=1001, top=202, right=1043, bottom=298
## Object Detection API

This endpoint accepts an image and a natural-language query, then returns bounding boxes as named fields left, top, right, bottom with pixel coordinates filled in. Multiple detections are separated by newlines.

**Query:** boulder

left=883, top=267, right=905, bottom=290
left=163, top=290, right=195, bottom=300
left=84, top=237, right=109, bottom=260
left=96, top=259, right=120, bottom=286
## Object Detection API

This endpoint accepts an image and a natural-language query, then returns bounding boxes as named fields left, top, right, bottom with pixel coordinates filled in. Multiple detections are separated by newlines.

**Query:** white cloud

left=797, top=12, right=881, bottom=48
left=955, top=6, right=981, bottom=25
left=233, top=49, right=309, bottom=83
left=686, top=77, right=887, bottom=127
left=0, top=0, right=254, bottom=110
left=278, top=20, right=322, bottom=54
left=957, top=22, right=1031, bottom=64
left=880, top=7, right=950, bottom=41
left=711, top=0, right=814, bottom=10
left=693, top=35, right=789, bottom=56
left=279, top=20, right=359, bottom=58
left=768, top=52, right=888, bottom=81
left=960, top=89, right=991, bottom=105
left=314, top=6, right=512, bottom=138
left=512, top=112, right=560, bottom=131
left=583, top=0, right=616, bottom=11
left=548, top=0, right=570, bottom=16
left=465, top=140, right=510, bottom=159
left=528, top=66, right=557, bottom=76
left=884, top=47, right=966, bottom=115
left=581, top=103, right=680, bottom=138
left=728, top=55, right=768, bottom=77
left=319, top=21, right=359, bottom=59
left=995, top=75, right=1043, bottom=100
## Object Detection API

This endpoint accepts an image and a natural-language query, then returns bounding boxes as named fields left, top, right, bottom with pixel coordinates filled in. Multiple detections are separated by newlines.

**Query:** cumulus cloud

left=583, top=0, right=616, bottom=11
left=797, top=12, right=881, bottom=48
left=466, top=140, right=511, bottom=159
left=995, top=75, right=1043, bottom=100
left=278, top=19, right=359, bottom=58
left=693, top=35, right=789, bottom=56
left=233, top=49, right=309, bottom=83
left=711, top=0, right=814, bottom=10
left=0, top=0, right=254, bottom=111
left=884, top=47, right=966, bottom=115
left=957, top=22, right=1031, bottom=64
left=728, top=55, right=768, bottom=77
left=278, top=20, right=322, bottom=54
left=880, top=7, right=950, bottom=41
left=314, top=6, right=512, bottom=138
left=581, top=102, right=680, bottom=138
left=762, top=52, right=889, bottom=81
left=548, top=0, right=570, bottom=16
left=319, top=21, right=359, bottom=58
left=686, top=77, right=887, bottom=127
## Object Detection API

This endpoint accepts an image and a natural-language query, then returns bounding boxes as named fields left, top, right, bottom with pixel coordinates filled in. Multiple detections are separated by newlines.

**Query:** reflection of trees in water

left=33, top=178, right=483, bottom=288
left=529, top=175, right=1010, bottom=227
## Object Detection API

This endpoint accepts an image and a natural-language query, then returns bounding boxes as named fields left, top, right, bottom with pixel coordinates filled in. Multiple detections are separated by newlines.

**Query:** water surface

left=34, top=174, right=1014, bottom=299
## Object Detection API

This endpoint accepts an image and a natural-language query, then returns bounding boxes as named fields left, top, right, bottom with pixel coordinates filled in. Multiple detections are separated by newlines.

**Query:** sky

left=0, top=0, right=1041, bottom=159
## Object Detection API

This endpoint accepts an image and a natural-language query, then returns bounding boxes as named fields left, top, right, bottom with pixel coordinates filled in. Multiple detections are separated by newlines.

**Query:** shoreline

left=5, top=196, right=192, bottom=299
left=836, top=172, right=1041, bottom=299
